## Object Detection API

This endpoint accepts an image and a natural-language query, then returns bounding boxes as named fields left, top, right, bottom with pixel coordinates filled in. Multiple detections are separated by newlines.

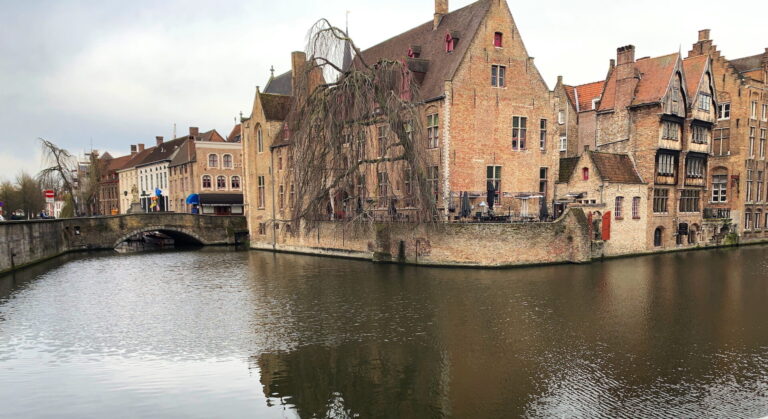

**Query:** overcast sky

left=1, top=0, right=765, bottom=181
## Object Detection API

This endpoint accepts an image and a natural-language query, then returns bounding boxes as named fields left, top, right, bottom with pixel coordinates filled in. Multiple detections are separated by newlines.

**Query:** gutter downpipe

left=270, top=149, right=277, bottom=250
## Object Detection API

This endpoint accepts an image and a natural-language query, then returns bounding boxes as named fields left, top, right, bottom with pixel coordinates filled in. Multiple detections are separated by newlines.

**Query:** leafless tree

left=285, top=20, right=440, bottom=233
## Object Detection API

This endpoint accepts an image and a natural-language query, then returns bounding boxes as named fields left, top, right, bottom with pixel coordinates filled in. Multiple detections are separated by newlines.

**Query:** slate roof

left=564, top=81, right=605, bottom=112
left=264, top=70, right=292, bottom=95
left=261, top=93, right=293, bottom=121
left=558, top=157, right=580, bottom=183
left=227, top=125, right=242, bottom=143
left=356, top=0, right=492, bottom=100
left=136, top=137, right=188, bottom=167
left=598, top=53, right=680, bottom=111
left=730, top=54, right=763, bottom=73
left=117, top=147, right=154, bottom=172
left=590, top=152, right=643, bottom=183
left=169, top=140, right=194, bottom=168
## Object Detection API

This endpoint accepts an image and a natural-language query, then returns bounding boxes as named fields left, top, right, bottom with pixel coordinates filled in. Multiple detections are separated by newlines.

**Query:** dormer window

left=445, top=33, right=454, bottom=53
left=582, top=168, right=589, bottom=181
left=407, top=46, right=421, bottom=59
left=494, top=32, right=503, bottom=48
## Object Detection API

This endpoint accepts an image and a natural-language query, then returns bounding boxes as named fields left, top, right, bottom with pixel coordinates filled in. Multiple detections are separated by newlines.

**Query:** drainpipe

left=270, top=149, right=277, bottom=250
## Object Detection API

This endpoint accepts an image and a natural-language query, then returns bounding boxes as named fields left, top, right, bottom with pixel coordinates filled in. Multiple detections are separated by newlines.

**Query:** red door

left=601, top=211, right=611, bottom=241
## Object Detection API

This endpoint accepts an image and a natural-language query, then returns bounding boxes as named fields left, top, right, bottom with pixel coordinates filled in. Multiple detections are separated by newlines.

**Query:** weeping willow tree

left=285, top=20, right=441, bottom=233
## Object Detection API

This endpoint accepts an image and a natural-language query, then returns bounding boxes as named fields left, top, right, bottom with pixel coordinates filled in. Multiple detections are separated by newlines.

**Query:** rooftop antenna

left=270, top=66, right=275, bottom=78
left=346, top=10, right=350, bottom=35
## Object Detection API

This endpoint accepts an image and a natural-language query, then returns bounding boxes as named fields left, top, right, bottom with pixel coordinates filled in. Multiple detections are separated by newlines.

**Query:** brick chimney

left=434, top=0, right=448, bottom=30
left=291, top=51, right=307, bottom=94
left=689, top=29, right=713, bottom=57
left=189, top=127, right=199, bottom=137
left=155, top=136, right=164, bottom=146
left=698, top=29, right=710, bottom=41
left=130, top=144, right=137, bottom=156
left=138, top=143, right=145, bottom=152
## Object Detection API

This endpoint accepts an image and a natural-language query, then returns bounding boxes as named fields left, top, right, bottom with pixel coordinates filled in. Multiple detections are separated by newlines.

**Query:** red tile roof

left=598, top=53, right=680, bottom=111
left=565, top=81, right=605, bottom=112
left=590, top=152, right=643, bottom=183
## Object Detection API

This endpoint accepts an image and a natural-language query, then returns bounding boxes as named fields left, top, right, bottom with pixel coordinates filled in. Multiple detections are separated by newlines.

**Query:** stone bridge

left=1, top=213, right=248, bottom=274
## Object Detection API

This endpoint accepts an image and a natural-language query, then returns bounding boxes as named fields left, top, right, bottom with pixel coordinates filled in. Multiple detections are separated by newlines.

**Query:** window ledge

left=632, top=216, right=641, bottom=220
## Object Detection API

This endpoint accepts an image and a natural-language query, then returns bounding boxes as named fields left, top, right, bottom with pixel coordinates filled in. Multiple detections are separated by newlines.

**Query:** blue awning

left=186, top=194, right=200, bottom=205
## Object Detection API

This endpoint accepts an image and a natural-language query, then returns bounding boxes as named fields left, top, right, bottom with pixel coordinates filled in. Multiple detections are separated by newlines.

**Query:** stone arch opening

left=113, top=228, right=205, bottom=249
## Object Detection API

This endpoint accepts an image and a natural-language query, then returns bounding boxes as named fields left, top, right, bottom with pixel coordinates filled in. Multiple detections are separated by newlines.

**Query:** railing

left=704, top=208, right=730, bottom=219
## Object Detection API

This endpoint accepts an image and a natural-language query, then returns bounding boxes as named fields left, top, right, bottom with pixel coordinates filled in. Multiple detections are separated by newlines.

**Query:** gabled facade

left=594, top=45, right=718, bottom=250
left=688, top=29, right=768, bottom=242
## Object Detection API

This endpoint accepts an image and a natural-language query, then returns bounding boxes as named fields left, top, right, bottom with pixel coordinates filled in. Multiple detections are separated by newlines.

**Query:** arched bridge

left=1, top=213, right=248, bottom=274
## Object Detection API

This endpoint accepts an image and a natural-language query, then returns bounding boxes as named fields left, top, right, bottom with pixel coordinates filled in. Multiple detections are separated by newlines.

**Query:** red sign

left=44, top=190, right=55, bottom=199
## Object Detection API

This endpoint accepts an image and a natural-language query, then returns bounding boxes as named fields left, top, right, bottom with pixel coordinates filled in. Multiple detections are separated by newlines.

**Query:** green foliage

left=60, top=194, right=75, bottom=219
left=0, top=171, right=46, bottom=218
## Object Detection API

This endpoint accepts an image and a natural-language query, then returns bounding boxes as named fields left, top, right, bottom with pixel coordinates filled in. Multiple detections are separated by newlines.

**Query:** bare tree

left=37, top=138, right=78, bottom=215
left=285, top=20, right=440, bottom=233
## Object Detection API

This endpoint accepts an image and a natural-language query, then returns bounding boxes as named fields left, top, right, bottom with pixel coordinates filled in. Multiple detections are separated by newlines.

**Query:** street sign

left=44, top=190, right=55, bottom=199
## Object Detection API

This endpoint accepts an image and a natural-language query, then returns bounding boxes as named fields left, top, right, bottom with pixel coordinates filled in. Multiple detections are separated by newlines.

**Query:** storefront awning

left=199, top=193, right=244, bottom=206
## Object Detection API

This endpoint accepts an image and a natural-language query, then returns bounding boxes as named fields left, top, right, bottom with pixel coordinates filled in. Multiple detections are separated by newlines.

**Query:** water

left=1, top=246, right=768, bottom=418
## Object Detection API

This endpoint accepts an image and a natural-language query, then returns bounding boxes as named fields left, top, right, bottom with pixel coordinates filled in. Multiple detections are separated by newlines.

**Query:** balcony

left=704, top=207, right=730, bottom=219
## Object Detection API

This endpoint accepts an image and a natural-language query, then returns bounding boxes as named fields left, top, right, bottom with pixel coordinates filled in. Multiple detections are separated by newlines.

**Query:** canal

left=1, top=246, right=768, bottom=418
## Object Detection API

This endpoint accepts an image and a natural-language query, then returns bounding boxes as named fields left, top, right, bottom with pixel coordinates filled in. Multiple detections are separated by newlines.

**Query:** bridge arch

left=112, top=226, right=207, bottom=248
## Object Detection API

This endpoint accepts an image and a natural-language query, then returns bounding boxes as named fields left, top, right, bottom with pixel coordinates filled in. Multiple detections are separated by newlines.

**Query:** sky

left=0, top=0, right=765, bottom=182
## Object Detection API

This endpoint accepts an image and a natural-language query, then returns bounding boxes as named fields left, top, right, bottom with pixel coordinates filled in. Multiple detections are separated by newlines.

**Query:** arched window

left=231, top=176, right=241, bottom=189
left=582, top=167, right=589, bottom=181
left=654, top=227, right=663, bottom=247
left=208, top=154, right=218, bottom=167
left=202, top=175, right=212, bottom=189
left=217, top=175, right=226, bottom=190
left=223, top=154, right=233, bottom=168
left=257, top=126, right=263, bottom=153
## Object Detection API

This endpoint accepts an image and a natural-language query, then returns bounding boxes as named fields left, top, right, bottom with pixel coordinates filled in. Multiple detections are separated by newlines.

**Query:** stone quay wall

left=0, top=214, right=247, bottom=275
left=251, top=208, right=592, bottom=267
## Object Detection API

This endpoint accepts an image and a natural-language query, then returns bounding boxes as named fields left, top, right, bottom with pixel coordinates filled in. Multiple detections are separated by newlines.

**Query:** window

left=512, top=116, right=527, bottom=150
left=657, top=153, right=676, bottom=176
left=558, top=110, right=565, bottom=125
left=692, top=126, right=708, bottom=144
left=277, top=149, right=283, bottom=170
left=615, top=197, right=624, bottom=219
left=679, top=190, right=700, bottom=213
left=279, top=185, right=284, bottom=209
left=202, top=175, right=212, bottom=189
left=717, top=103, right=730, bottom=120
left=223, top=154, right=233, bottom=168
left=427, top=114, right=439, bottom=148
left=427, top=166, right=439, bottom=202
left=494, top=32, right=503, bottom=47
left=559, top=135, right=567, bottom=152
left=377, top=171, right=389, bottom=203
left=761, top=129, right=767, bottom=159
left=763, top=104, right=768, bottom=121
left=654, top=227, right=663, bottom=247
left=749, top=127, right=756, bottom=157
left=653, top=189, right=669, bottom=213
left=745, top=212, right=753, bottom=230
left=662, top=121, right=680, bottom=140
left=758, top=171, right=764, bottom=202
left=491, top=65, right=506, bottom=88
left=757, top=212, right=763, bottom=230
left=698, top=94, right=711, bottom=111
left=486, top=165, right=501, bottom=204
left=258, top=223, right=266, bottom=235
left=258, top=176, right=265, bottom=208
left=632, top=197, right=641, bottom=219
left=582, top=167, right=589, bottom=181
left=208, top=154, right=218, bottom=167
left=231, top=176, right=240, bottom=189
left=445, top=33, right=455, bottom=53
left=217, top=175, right=226, bottom=190
left=712, top=174, right=727, bottom=202
left=751, top=101, right=758, bottom=119
left=713, top=128, right=730, bottom=156
left=377, top=125, right=387, bottom=157
left=539, top=168, right=548, bottom=195
left=289, top=184, right=295, bottom=208
left=746, top=169, right=753, bottom=202
left=539, top=119, right=547, bottom=150
left=685, top=157, right=704, bottom=178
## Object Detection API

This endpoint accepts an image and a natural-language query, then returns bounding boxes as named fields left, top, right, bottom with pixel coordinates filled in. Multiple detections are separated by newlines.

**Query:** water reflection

left=0, top=246, right=767, bottom=418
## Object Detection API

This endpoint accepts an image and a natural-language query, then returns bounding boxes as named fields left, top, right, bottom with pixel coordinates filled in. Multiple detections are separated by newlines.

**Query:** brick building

left=688, top=30, right=768, bottom=242
left=97, top=152, right=131, bottom=215
left=592, top=45, right=718, bottom=250
left=242, top=0, right=566, bottom=243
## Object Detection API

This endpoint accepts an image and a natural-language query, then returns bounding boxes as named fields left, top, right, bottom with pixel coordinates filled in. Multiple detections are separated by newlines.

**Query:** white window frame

left=559, top=135, right=567, bottom=152
left=717, top=103, right=730, bottom=120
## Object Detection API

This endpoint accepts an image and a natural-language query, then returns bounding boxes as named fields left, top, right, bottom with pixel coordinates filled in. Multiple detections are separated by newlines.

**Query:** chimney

left=434, top=0, right=448, bottom=30
left=189, top=127, right=199, bottom=137
left=698, top=29, right=710, bottom=41
left=130, top=144, right=137, bottom=156
left=138, top=143, right=145, bottom=152
left=291, top=51, right=307, bottom=94
left=155, top=136, right=164, bottom=146
left=617, top=45, right=635, bottom=66
left=557, top=75, right=563, bottom=86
